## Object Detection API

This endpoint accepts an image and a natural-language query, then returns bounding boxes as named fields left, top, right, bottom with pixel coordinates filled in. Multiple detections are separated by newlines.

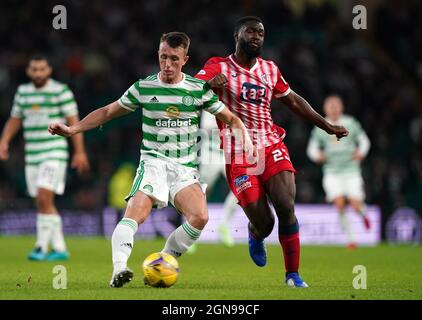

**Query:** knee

left=186, top=208, right=208, bottom=230
left=125, top=202, right=151, bottom=225
left=256, top=216, right=275, bottom=238
left=36, top=192, right=52, bottom=211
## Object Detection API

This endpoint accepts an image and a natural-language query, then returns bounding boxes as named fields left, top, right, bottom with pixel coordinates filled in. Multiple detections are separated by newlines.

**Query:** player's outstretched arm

left=48, top=101, right=131, bottom=137
left=0, top=117, right=22, bottom=161
left=215, top=106, right=257, bottom=160
left=279, top=91, right=349, bottom=140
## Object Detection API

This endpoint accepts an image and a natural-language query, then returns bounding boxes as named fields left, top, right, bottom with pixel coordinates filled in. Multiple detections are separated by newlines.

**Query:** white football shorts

left=126, top=157, right=207, bottom=209
left=25, top=160, right=67, bottom=197
left=322, top=171, right=365, bottom=202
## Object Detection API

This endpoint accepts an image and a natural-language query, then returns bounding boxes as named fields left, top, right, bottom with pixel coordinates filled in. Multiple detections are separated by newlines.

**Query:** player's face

left=323, top=97, right=344, bottom=121
left=26, top=59, right=52, bottom=88
left=236, top=21, right=265, bottom=57
left=158, top=42, right=189, bottom=84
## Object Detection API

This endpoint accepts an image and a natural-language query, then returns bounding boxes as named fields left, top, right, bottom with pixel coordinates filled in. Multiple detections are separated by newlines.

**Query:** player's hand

left=327, top=124, right=349, bottom=141
left=208, top=74, right=228, bottom=88
left=71, top=152, right=90, bottom=175
left=316, top=151, right=326, bottom=164
left=48, top=123, right=73, bottom=137
left=0, top=141, right=10, bottom=161
left=244, top=139, right=257, bottom=164
left=353, top=150, right=364, bottom=162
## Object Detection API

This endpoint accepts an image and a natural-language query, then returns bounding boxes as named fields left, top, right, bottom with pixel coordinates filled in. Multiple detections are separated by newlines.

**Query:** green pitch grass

left=0, top=236, right=421, bottom=300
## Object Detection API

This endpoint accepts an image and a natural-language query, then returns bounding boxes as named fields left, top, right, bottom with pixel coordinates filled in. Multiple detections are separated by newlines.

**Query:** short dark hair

left=234, top=16, right=263, bottom=34
left=29, top=53, right=50, bottom=65
left=160, top=32, right=190, bottom=53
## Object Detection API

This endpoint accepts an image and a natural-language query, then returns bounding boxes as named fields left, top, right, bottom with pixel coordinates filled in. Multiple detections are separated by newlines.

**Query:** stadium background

left=0, top=0, right=421, bottom=241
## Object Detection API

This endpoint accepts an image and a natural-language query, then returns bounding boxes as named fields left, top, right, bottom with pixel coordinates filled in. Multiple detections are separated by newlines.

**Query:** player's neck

left=32, top=78, right=51, bottom=89
left=233, top=51, right=257, bottom=69
left=159, top=72, right=184, bottom=85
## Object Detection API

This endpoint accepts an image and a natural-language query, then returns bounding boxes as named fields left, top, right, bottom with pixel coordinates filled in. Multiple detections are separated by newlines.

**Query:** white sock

left=50, top=215, right=66, bottom=252
left=221, top=192, right=238, bottom=225
left=35, top=214, right=55, bottom=253
left=111, top=218, right=138, bottom=272
left=339, top=212, right=355, bottom=243
left=162, top=221, right=202, bottom=258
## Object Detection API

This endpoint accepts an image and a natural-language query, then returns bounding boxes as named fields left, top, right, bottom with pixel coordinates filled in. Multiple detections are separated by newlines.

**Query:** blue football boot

left=248, top=225, right=267, bottom=267
left=46, top=250, right=70, bottom=261
left=285, top=272, right=309, bottom=288
left=27, top=247, right=47, bottom=261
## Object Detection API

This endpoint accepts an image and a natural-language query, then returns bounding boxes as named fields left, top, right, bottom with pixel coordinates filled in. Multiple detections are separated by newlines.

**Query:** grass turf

left=0, top=236, right=421, bottom=300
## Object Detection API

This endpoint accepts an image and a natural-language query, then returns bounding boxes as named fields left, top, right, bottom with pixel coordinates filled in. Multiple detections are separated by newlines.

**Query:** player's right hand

left=0, top=141, right=9, bottom=160
left=48, top=123, right=73, bottom=137
left=327, top=125, right=349, bottom=141
left=316, top=151, right=326, bottom=164
left=208, top=73, right=228, bottom=88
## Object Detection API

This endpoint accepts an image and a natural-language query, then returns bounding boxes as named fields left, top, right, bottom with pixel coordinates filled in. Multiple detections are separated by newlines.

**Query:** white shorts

left=25, top=160, right=67, bottom=197
left=322, top=172, right=365, bottom=202
left=199, top=150, right=226, bottom=188
left=126, top=158, right=207, bottom=209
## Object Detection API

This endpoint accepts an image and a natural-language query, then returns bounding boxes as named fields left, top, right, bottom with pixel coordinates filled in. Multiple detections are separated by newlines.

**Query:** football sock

left=162, top=221, right=202, bottom=258
left=357, top=203, right=367, bottom=216
left=50, top=214, right=66, bottom=252
left=339, top=211, right=355, bottom=243
left=221, top=192, right=238, bottom=225
left=111, top=218, right=138, bottom=272
left=279, top=219, right=300, bottom=274
left=35, top=213, right=55, bottom=254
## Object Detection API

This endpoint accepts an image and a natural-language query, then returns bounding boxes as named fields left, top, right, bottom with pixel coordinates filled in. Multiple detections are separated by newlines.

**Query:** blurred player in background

left=200, top=110, right=238, bottom=247
left=196, top=16, right=348, bottom=287
left=307, top=95, right=371, bottom=249
left=0, top=55, right=90, bottom=261
left=48, top=32, right=255, bottom=288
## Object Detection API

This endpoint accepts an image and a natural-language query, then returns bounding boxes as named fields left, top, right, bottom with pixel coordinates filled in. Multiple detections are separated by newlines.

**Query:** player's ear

left=46, top=65, right=52, bottom=77
left=234, top=32, right=238, bottom=42
left=183, top=55, right=189, bottom=66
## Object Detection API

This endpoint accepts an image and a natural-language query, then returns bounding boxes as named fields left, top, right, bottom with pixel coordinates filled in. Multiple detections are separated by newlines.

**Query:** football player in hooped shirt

left=196, top=16, right=349, bottom=287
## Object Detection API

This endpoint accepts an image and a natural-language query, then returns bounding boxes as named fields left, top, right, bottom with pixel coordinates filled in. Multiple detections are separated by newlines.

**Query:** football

left=142, top=252, right=180, bottom=288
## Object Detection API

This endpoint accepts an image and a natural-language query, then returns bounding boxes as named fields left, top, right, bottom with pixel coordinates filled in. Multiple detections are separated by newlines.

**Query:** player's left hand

left=71, top=152, right=90, bottom=175
left=353, top=150, right=364, bottom=162
left=208, top=73, right=228, bottom=88
left=327, top=125, right=349, bottom=141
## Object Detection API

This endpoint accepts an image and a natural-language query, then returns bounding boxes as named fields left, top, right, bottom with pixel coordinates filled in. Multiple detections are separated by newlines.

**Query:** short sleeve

left=59, top=86, right=78, bottom=117
left=201, top=85, right=224, bottom=115
left=118, top=82, right=141, bottom=111
left=10, top=91, right=23, bottom=118
left=273, top=66, right=291, bottom=98
left=195, top=60, right=222, bottom=81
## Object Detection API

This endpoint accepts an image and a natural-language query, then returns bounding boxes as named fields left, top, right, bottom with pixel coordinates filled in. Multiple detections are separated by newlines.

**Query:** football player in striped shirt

left=196, top=16, right=349, bottom=287
left=48, top=32, right=255, bottom=288
left=0, top=55, right=90, bottom=261
left=307, top=95, right=371, bottom=249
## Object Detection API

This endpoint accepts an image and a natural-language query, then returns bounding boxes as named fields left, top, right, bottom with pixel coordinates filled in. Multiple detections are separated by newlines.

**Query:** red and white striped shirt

left=196, top=54, right=291, bottom=151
